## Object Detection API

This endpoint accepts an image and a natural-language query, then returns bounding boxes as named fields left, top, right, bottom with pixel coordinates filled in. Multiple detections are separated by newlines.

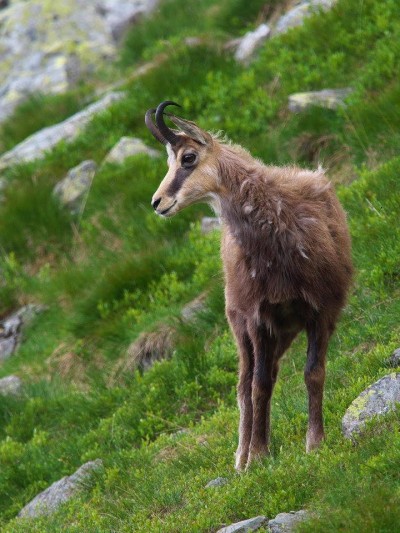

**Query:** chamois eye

left=182, top=153, right=197, bottom=167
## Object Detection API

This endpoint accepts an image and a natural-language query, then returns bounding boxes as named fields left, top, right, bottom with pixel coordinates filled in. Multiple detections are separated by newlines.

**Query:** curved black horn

left=145, top=108, right=167, bottom=145
left=155, top=101, right=181, bottom=146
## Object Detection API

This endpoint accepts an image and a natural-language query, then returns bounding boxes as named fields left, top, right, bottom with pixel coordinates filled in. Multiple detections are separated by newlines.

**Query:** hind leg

left=305, top=317, right=332, bottom=451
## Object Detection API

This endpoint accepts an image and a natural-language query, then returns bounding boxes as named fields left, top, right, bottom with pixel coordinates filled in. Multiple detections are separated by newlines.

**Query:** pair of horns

left=145, top=101, right=181, bottom=146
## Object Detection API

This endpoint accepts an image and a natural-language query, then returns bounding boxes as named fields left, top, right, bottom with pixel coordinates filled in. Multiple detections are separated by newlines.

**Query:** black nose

left=152, top=197, right=161, bottom=210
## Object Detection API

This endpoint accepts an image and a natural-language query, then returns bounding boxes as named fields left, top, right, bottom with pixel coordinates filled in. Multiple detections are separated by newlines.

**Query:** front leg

left=247, top=323, right=277, bottom=468
left=227, top=309, right=254, bottom=471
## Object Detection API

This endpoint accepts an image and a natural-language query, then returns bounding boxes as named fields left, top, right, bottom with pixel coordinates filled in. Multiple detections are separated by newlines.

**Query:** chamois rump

left=145, top=101, right=353, bottom=470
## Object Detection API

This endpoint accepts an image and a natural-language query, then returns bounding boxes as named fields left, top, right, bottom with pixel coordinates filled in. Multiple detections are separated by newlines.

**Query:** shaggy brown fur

left=146, top=103, right=353, bottom=470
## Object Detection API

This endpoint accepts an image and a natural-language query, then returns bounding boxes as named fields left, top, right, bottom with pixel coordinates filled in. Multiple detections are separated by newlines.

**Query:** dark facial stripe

left=166, top=166, right=195, bottom=196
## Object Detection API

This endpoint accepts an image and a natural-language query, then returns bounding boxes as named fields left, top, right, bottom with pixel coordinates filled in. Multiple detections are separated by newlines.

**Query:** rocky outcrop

left=342, top=373, right=400, bottom=439
left=234, top=24, right=271, bottom=65
left=268, top=510, right=308, bottom=532
left=0, top=375, right=22, bottom=396
left=272, top=0, right=337, bottom=36
left=0, top=304, right=46, bottom=362
left=96, top=0, right=159, bottom=42
left=0, top=92, right=125, bottom=170
left=0, top=1, right=158, bottom=121
left=103, top=136, right=159, bottom=164
left=53, top=160, right=97, bottom=214
left=217, top=516, right=268, bottom=533
left=18, top=459, right=103, bottom=518
left=288, top=88, right=352, bottom=112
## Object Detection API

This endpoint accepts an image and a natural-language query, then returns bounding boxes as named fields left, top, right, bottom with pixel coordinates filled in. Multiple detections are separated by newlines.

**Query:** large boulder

left=53, top=160, right=97, bottom=214
left=18, top=459, right=103, bottom=518
left=272, top=0, right=337, bottom=36
left=342, top=373, right=400, bottom=439
left=0, top=91, right=125, bottom=170
left=96, top=0, right=159, bottom=42
left=103, top=136, right=159, bottom=164
left=0, top=304, right=45, bottom=362
left=0, top=1, right=158, bottom=121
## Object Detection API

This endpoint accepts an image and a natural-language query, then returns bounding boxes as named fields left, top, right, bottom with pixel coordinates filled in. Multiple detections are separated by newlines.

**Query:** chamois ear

left=166, top=114, right=213, bottom=146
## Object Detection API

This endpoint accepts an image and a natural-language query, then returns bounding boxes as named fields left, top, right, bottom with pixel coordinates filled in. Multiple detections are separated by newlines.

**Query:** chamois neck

left=217, top=143, right=263, bottom=194
left=215, top=143, right=286, bottom=262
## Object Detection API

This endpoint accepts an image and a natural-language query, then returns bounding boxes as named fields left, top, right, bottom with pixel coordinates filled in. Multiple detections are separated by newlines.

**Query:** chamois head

left=145, top=101, right=219, bottom=217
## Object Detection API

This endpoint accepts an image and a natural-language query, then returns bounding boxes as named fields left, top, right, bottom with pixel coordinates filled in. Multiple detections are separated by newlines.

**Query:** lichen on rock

left=342, top=373, right=400, bottom=439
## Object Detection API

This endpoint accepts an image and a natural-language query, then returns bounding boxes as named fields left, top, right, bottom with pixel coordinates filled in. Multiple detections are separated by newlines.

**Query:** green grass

left=0, top=0, right=399, bottom=530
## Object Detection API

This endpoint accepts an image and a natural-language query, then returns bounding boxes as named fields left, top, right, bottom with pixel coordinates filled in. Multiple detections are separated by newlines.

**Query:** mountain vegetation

left=0, top=0, right=399, bottom=531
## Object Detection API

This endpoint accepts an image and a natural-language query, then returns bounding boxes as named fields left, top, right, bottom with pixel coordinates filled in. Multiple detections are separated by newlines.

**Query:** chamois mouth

left=159, top=200, right=177, bottom=217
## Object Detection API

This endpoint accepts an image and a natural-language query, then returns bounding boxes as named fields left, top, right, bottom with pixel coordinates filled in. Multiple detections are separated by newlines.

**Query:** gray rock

left=0, top=92, right=125, bottom=170
left=0, top=1, right=158, bottom=121
left=272, top=0, right=337, bottom=36
left=268, top=510, right=308, bottom=532
left=234, top=24, right=271, bottom=64
left=205, top=477, right=228, bottom=488
left=201, top=216, right=221, bottom=234
left=103, top=136, right=159, bottom=164
left=0, top=375, right=22, bottom=396
left=0, top=1, right=111, bottom=121
left=181, top=293, right=207, bottom=322
left=96, top=0, right=159, bottom=42
left=288, top=88, right=352, bottom=112
left=0, top=304, right=46, bottom=361
left=217, top=516, right=268, bottom=533
left=53, top=160, right=97, bottom=214
left=387, top=348, right=400, bottom=367
left=342, top=373, right=400, bottom=439
left=18, top=459, right=103, bottom=518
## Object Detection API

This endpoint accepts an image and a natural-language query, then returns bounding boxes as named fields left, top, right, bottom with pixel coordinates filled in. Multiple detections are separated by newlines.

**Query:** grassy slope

left=0, top=0, right=399, bottom=530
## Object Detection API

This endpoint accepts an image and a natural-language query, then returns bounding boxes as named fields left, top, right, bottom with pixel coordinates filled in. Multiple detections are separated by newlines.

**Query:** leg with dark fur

left=247, top=322, right=277, bottom=467
left=304, top=317, right=332, bottom=452
left=227, top=309, right=254, bottom=471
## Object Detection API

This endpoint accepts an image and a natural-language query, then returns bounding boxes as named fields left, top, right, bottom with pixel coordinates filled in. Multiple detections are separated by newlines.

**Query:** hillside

left=0, top=0, right=399, bottom=531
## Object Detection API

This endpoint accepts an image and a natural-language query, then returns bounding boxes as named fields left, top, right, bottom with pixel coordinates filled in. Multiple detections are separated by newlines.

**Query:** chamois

left=145, top=101, right=353, bottom=470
